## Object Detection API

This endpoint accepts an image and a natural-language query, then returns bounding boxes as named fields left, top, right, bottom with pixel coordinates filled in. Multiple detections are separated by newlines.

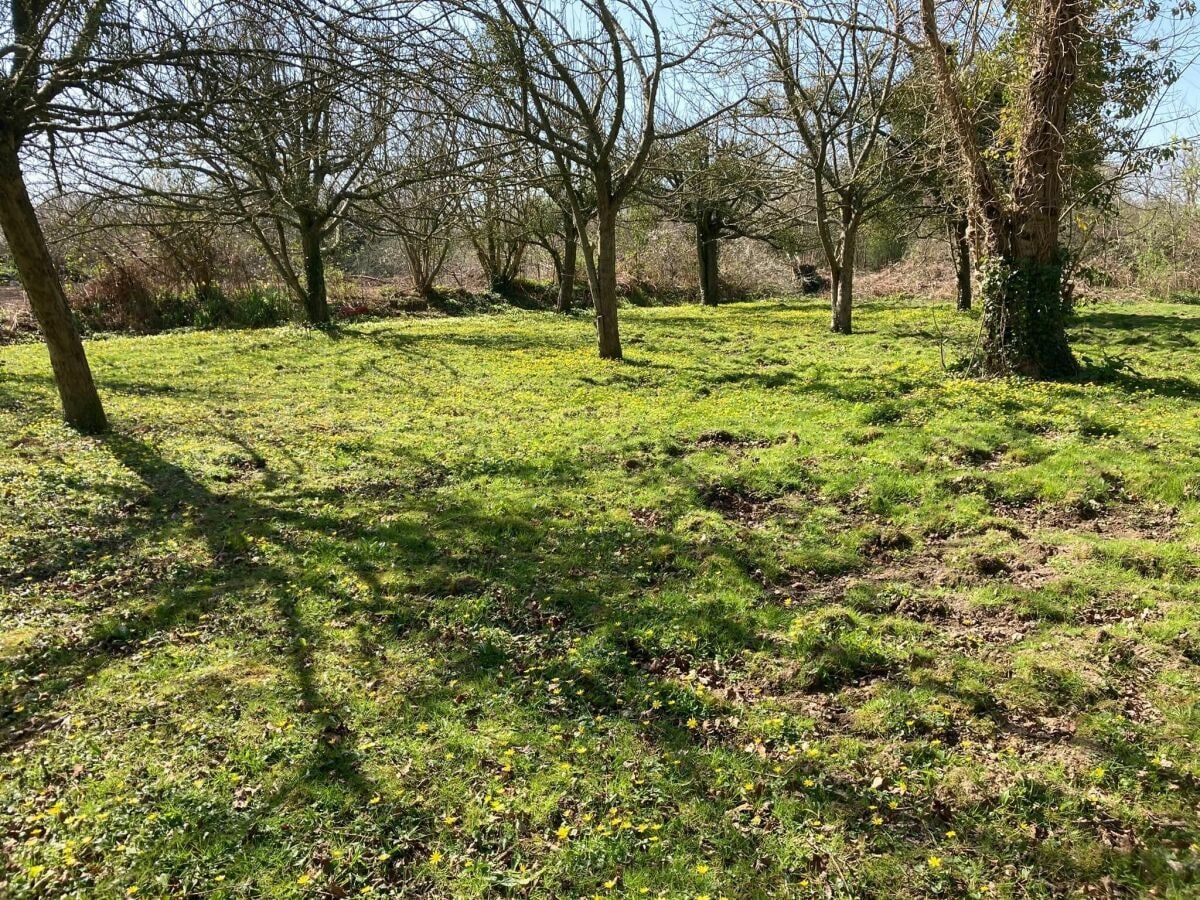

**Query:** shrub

left=192, top=285, right=293, bottom=329
left=70, top=263, right=162, bottom=334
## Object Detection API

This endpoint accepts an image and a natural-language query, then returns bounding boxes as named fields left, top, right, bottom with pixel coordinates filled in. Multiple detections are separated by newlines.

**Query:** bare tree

left=383, top=177, right=459, bottom=299
left=0, top=1, right=225, bottom=432
left=461, top=155, right=537, bottom=292
left=643, top=130, right=773, bottom=306
left=724, top=0, right=916, bottom=334
left=883, top=59, right=996, bottom=313
left=363, top=94, right=474, bottom=299
left=543, top=192, right=584, bottom=312
left=527, top=158, right=592, bottom=312
left=433, top=0, right=705, bottom=359
left=517, top=186, right=584, bottom=311
left=52, top=182, right=258, bottom=308
left=141, top=2, right=403, bottom=325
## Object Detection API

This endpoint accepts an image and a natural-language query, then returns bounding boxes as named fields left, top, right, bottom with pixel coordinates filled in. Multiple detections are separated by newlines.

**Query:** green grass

left=1, top=295, right=1199, bottom=898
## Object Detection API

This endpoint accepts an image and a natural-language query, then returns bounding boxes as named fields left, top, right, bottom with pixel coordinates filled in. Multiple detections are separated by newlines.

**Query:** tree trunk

left=952, top=213, right=972, bottom=311
left=402, top=234, right=445, bottom=299
left=413, top=265, right=436, bottom=299
left=971, top=0, right=1082, bottom=378
left=830, top=227, right=856, bottom=334
left=593, top=202, right=622, bottom=360
left=921, top=0, right=1080, bottom=378
left=975, top=252, right=1076, bottom=377
left=830, top=267, right=853, bottom=334
left=0, top=139, right=107, bottom=433
left=557, top=218, right=577, bottom=313
left=299, top=222, right=330, bottom=325
left=506, top=243, right=527, bottom=290
left=696, top=218, right=720, bottom=307
left=410, top=257, right=433, bottom=298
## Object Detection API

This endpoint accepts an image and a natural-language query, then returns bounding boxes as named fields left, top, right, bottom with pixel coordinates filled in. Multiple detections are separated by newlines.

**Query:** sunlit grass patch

left=2, top=296, right=1199, bottom=896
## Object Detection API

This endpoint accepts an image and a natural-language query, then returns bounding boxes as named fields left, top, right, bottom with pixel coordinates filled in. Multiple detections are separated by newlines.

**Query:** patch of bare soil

left=708, top=654, right=853, bottom=729
left=953, top=445, right=1010, bottom=470
left=345, top=466, right=451, bottom=500
left=698, top=483, right=780, bottom=529
left=1095, top=631, right=1166, bottom=726
left=699, top=479, right=1184, bottom=672
left=629, top=507, right=667, bottom=530
left=687, top=479, right=1192, bottom=833
left=693, top=430, right=774, bottom=451
left=990, top=496, right=1180, bottom=542
left=765, top=529, right=1070, bottom=613
left=859, top=527, right=915, bottom=560
left=909, top=497, right=1175, bottom=589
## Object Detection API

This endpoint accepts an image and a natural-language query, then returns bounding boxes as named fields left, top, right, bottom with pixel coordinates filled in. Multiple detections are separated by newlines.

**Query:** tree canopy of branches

left=460, top=155, right=538, bottom=292
left=139, top=2, right=405, bottom=325
left=433, top=0, right=702, bottom=359
left=723, top=0, right=915, bottom=334
left=369, top=109, right=467, bottom=298
left=642, top=131, right=773, bottom=306
left=0, top=1, right=227, bottom=432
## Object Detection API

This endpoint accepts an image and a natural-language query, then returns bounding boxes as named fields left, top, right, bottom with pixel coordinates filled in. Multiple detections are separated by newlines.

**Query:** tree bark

left=593, top=201, right=622, bottom=360
left=830, top=267, right=853, bottom=334
left=696, top=216, right=720, bottom=307
left=0, top=139, right=107, bottom=433
left=404, top=243, right=431, bottom=298
left=976, top=255, right=1076, bottom=377
left=402, top=234, right=447, bottom=299
left=413, top=267, right=436, bottom=299
left=952, top=213, right=972, bottom=311
left=299, top=221, right=330, bottom=325
left=972, top=0, right=1081, bottom=377
left=557, top=217, right=577, bottom=313
left=830, top=226, right=856, bottom=334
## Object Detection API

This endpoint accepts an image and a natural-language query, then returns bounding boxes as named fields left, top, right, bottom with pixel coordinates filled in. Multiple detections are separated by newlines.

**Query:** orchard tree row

left=0, top=0, right=1187, bottom=431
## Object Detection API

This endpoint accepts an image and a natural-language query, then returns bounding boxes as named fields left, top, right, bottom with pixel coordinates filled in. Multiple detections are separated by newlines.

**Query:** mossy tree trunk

left=0, top=137, right=107, bottom=433
left=976, top=254, right=1075, bottom=376
left=976, top=0, right=1080, bottom=378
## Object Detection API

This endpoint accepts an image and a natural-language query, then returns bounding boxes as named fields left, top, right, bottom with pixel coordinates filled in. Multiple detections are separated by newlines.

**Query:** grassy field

left=1, top=295, right=1199, bottom=898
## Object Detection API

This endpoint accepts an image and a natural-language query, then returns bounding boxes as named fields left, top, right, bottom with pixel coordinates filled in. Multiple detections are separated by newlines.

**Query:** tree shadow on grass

left=352, top=323, right=589, bottom=357
left=1, top=434, right=373, bottom=789
left=0, top=426, right=769, bottom=777
left=2, top=396, right=1190, bottom=893
left=640, top=299, right=825, bottom=330
left=1073, top=357, right=1200, bottom=401
left=0, top=369, right=58, bottom=417
left=1, top=424, right=827, bottom=893
left=1073, top=309, right=1200, bottom=340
